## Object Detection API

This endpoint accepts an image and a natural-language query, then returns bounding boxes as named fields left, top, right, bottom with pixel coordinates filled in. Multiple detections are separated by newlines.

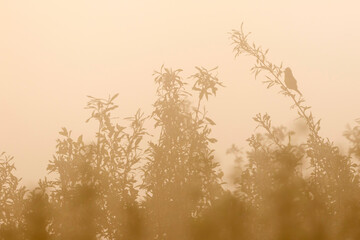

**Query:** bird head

left=284, top=67, right=292, bottom=75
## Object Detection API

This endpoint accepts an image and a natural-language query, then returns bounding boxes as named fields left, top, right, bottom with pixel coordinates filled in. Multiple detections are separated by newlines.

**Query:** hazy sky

left=1, top=0, right=359, bottom=186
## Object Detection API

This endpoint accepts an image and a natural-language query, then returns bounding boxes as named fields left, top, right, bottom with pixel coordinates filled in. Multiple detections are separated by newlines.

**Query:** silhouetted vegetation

left=1, top=24, right=360, bottom=239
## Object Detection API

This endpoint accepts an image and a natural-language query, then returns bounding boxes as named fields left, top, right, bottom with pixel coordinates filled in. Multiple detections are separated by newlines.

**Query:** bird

left=284, top=67, right=302, bottom=96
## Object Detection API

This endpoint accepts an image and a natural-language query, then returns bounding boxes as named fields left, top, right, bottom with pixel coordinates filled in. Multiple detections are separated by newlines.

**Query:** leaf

left=205, top=117, right=216, bottom=125
left=135, top=136, right=142, bottom=146
left=77, top=135, right=83, bottom=144
left=110, top=93, right=119, bottom=102
left=59, top=127, right=68, bottom=137
left=117, top=125, right=126, bottom=132
left=107, top=105, right=118, bottom=111
left=208, top=138, right=217, bottom=143
left=199, top=91, right=204, bottom=100
left=255, top=70, right=260, bottom=79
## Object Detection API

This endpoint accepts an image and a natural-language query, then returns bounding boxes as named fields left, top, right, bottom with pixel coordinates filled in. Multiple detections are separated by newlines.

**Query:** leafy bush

left=1, top=25, right=359, bottom=240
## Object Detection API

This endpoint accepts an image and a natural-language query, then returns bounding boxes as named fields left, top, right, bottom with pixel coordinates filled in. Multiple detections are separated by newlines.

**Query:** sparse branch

left=230, top=24, right=321, bottom=139
left=253, top=113, right=284, bottom=149
left=190, top=66, right=224, bottom=122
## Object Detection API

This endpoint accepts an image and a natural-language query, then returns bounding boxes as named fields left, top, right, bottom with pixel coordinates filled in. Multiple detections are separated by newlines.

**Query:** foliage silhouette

left=0, top=152, right=26, bottom=240
left=229, top=23, right=360, bottom=239
left=1, top=24, right=360, bottom=240
left=141, top=66, right=224, bottom=240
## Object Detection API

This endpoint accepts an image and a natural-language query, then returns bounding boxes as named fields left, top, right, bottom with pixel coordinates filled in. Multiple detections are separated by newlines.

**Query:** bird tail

left=296, top=89, right=303, bottom=96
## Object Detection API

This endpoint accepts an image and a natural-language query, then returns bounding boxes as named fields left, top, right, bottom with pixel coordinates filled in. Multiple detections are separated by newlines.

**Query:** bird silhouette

left=284, top=67, right=302, bottom=96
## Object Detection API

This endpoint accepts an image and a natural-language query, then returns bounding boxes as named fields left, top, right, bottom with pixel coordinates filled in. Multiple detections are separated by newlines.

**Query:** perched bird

left=284, top=67, right=302, bottom=96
